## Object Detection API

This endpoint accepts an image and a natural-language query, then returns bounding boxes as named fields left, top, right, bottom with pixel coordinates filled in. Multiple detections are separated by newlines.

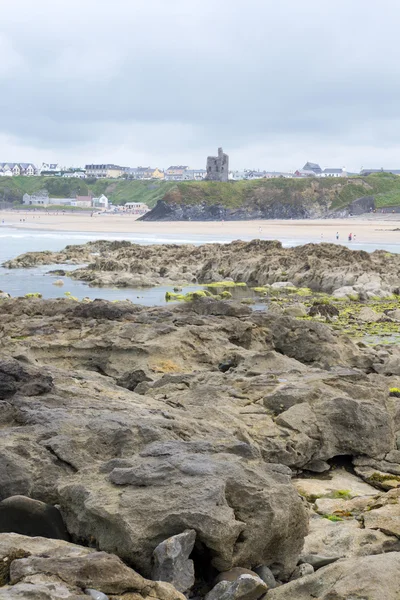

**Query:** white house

left=182, top=169, right=207, bottom=181
left=63, top=170, right=86, bottom=179
left=320, top=168, right=346, bottom=178
left=40, top=163, right=62, bottom=173
left=23, top=192, right=50, bottom=205
left=92, top=194, right=109, bottom=209
left=229, top=171, right=246, bottom=180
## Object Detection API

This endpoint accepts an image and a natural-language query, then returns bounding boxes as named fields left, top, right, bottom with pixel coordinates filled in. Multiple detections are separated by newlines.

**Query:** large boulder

left=60, top=448, right=307, bottom=579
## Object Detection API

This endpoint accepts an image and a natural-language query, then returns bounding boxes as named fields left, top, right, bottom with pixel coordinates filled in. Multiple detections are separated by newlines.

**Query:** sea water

left=0, top=226, right=399, bottom=303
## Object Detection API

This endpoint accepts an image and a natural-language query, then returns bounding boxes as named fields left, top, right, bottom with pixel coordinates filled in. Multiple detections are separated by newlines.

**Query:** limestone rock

left=152, top=529, right=196, bottom=593
left=9, top=552, right=185, bottom=599
left=289, top=563, right=314, bottom=580
left=363, top=489, right=400, bottom=537
left=85, top=590, right=109, bottom=600
left=253, top=565, right=277, bottom=589
left=283, top=303, right=307, bottom=318
left=293, top=468, right=378, bottom=502
left=387, top=308, right=400, bottom=321
left=0, top=358, right=52, bottom=400
left=358, top=307, right=381, bottom=322
left=268, top=553, right=400, bottom=600
left=299, top=516, right=400, bottom=565
left=333, top=286, right=358, bottom=298
left=205, top=574, right=268, bottom=600
left=271, top=282, right=295, bottom=289
left=5, top=240, right=400, bottom=296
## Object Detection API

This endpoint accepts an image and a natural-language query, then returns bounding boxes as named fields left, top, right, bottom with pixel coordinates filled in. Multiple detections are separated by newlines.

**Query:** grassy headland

left=1, top=172, right=400, bottom=212
left=161, top=172, right=400, bottom=211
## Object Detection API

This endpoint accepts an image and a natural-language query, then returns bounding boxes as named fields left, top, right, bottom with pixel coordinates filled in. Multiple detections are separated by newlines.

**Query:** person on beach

left=348, top=233, right=352, bottom=241
left=336, top=232, right=339, bottom=241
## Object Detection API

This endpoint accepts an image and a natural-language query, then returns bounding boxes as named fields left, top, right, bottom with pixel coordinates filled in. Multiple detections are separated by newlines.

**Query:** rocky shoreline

left=1, top=241, right=400, bottom=598
left=4, top=240, right=400, bottom=299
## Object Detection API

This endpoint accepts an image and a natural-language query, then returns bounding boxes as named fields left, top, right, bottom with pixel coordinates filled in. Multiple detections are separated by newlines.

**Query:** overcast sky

left=1, top=0, right=400, bottom=171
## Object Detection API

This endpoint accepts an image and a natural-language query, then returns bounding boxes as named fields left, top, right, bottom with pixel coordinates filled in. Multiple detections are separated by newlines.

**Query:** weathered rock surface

left=267, top=553, right=400, bottom=600
left=1, top=295, right=400, bottom=597
left=4, top=240, right=400, bottom=296
left=205, top=574, right=268, bottom=600
left=0, top=533, right=184, bottom=599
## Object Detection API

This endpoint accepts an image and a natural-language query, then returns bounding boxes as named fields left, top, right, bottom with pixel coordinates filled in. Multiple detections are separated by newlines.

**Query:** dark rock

left=253, top=565, right=277, bottom=588
left=0, top=359, right=52, bottom=400
left=308, top=303, right=339, bottom=318
left=0, top=496, right=69, bottom=541
left=116, top=369, right=152, bottom=391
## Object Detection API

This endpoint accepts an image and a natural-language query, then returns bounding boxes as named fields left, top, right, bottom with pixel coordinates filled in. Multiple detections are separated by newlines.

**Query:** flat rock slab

left=294, top=469, right=378, bottom=501
left=299, top=515, right=400, bottom=565
left=268, top=553, right=400, bottom=600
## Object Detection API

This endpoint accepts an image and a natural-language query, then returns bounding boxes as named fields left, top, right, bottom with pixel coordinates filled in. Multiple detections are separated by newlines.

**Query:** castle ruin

left=205, top=147, right=229, bottom=182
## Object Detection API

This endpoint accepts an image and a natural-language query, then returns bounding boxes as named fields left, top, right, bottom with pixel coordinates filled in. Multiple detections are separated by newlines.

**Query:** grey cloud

left=1, top=0, right=400, bottom=169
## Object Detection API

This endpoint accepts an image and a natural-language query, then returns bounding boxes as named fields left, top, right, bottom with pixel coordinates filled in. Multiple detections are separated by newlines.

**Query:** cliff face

left=140, top=174, right=400, bottom=221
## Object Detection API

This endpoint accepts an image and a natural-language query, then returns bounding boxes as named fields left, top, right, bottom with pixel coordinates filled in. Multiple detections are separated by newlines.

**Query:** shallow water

left=1, top=225, right=400, bottom=303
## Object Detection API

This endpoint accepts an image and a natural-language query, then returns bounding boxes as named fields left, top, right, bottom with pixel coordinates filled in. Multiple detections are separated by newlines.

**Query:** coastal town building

left=244, top=170, right=293, bottom=180
left=320, top=168, right=347, bottom=177
left=0, top=162, right=37, bottom=176
left=295, top=163, right=347, bottom=178
left=23, top=192, right=50, bottom=205
left=62, top=169, right=86, bottom=178
left=128, top=167, right=164, bottom=180
left=302, top=162, right=323, bottom=175
left=294, top=169, right=317, bottom=177
left=40, top=163, right=61, bottom=172
left=205, top=148, right=229, bottom=182
left=92, top=194, right=109, bottom=209
left=73, top=195, right=93, bottom=208
left=22, top=192, right=108, bottom=209
left=164, top=166, right=189, bottom=181
left=85, top=164, right=127, bottom=179
left=182, top=169, right=206, bottom=181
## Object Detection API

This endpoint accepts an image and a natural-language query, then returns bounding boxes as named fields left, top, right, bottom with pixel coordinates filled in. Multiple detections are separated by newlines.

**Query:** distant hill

left=0, top=177, right=176, bottom=208
left=141, top=173, right=400, bottom=220
left=2, top=173, right=400, bottom=217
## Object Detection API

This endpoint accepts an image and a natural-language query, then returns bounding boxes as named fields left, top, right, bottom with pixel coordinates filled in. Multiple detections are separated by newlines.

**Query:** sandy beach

left=1, top=210, right=400, bottom=244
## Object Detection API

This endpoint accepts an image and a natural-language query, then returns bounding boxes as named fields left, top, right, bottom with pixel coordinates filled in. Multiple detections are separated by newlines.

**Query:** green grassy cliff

left=0, top=177, right=175, bottom=208
left=1, top=172, right=400, bottom=212
left=161, top=173, right=400, bottom=211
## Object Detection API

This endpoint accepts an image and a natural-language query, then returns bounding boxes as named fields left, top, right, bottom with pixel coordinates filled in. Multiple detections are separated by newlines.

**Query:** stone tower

left=205, top=147, right=229, bottom=182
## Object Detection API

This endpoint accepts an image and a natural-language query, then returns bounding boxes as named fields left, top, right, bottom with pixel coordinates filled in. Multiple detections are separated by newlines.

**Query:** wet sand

left=1, top=211, right=400, bottom=244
